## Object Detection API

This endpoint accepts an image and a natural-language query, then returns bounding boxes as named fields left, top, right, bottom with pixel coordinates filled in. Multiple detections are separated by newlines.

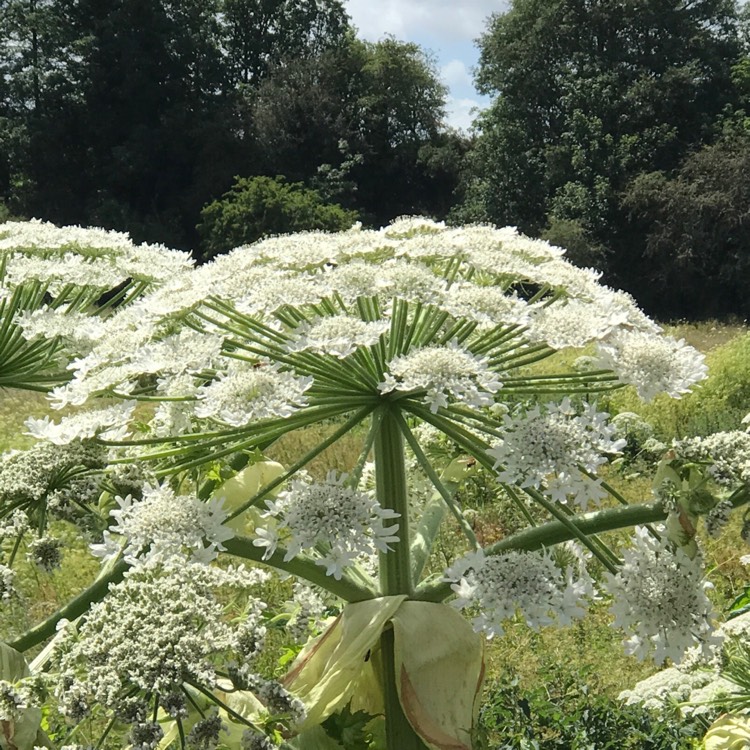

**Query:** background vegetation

left=2, top=321, right=749, bottom=748
left=2, top=0, right=750, bottom=319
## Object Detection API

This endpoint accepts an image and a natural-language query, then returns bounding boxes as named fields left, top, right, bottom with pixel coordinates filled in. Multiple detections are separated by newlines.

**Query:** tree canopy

left=455, top=0, right=747, bottom=315
left=0, top=0, right=455, bottom=252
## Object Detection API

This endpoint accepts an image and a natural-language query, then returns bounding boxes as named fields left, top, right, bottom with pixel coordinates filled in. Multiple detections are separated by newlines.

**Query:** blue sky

left=344, top=0, right=509, bottom=131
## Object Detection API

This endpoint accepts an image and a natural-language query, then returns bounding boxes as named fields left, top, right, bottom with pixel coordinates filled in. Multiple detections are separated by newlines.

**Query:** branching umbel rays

left=0, top=217, right=747, bottom=750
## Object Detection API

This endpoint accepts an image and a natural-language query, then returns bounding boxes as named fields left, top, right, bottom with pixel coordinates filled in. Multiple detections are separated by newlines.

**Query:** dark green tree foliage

left=461, top=0, right=743, bottom=273
left=0, top=0, right=454, bottom=252
left=249, top=35, right=366, bottom=188
left=350, top=38, right=452, bottom=226
left=623, top=128, right=750, bottom=318
left=197, top=175, right=358, bottom=258
left=70, top=0, right=236, bottom=242
left=0, top=0, right=247, bottom=248
left=0, top=0, right=84, bottom=215
left=221, top=0, right=349, bottom=87
left=250, top=36, right=460, bottom=227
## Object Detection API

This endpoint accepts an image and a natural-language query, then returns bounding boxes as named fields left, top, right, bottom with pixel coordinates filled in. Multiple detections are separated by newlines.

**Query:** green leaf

left=728, top=586, right=750, bottom=619
left=322, top=704, right=374, bottom=750
left=391, top=602, right=484, bottom=750
left=0, top=642, right=42, bottom=750
left=282, top=596, right=406, bottom=728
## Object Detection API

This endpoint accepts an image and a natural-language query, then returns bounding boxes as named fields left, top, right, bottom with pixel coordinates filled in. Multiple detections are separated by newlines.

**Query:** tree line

left=1, top=0, right=749, bottom=319
left=0, top=0, right=460, bottom=255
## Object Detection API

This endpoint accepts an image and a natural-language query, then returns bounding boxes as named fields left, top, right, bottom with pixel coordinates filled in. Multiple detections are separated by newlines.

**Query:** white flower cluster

left=54, top=561, right=271, bottom=725
left=0, top=219, right=192, bottom=292
left=55, top=563, right=235, bottom=712
left=27, top=535, right=63, bottom=571
left=379, top=342, right=503, bottom=413
left=618, top=664, right=717, bottom=714
left=14, top=307, right=107, bottom=354
left=674, top=430, right=750, bottom=487
left=444, top=546, right=594, bottom=637
left=34, top=217, right=707, bottom=444
left=605, top=526, right=719, bottom=665
left=285, top=581, right=329, bottom=643
left=25, top=402, right=137, bottom=444
left=487, top=399, right=626, bottom=508
left=253, top=472, right=400, bottom=579
left=620, top=610, right=750, bottom=718
left=92, top=484, right=233, bottom=565
left=596, top=331, right=708, bottom=402
left=0, top=440, right=104, bottom=518
left=286, top=315, right=389, bottom=358
left=0, top=564, right=16, bottom=600
left=195, top=362, right=313, bottom=427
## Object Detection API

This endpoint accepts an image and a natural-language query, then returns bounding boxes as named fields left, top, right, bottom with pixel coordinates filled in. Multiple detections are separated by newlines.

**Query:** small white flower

left=605, top=526, right=719, bottom=665
left=255, top=471, right=399, bottom=579
left=379, top=342, right=502, bottom=413
left=445, top=548, right=591, bottom=638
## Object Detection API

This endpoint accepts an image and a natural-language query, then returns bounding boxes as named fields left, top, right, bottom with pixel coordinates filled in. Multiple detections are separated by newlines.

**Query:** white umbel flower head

left=444, top=547, right=592, bottom=638
left=25, top=401, right=137, bottom=444
left=286, top=315, right=388, bottom=358
left=54, top=561, right=259, bottom=711
left=379, top=342, right=502, bottom=413
left=605, top=526, right=719, bottom=665
left=195, top=362, right=312, bottom=427
left=254, top=471, right=399, bottom=579
left=487, top=399, right=626, bottom=508
left=596, top=331, right=708, bottom=402
left=95, top=484, right=233, bottom=565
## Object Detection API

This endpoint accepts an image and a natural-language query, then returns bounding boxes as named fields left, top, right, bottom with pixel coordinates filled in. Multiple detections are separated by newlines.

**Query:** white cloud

left=445, top=96, right=485, bottom=133
left=345, top=0, right=504, bottom=43
left=440, top=59, right=473, bottom=90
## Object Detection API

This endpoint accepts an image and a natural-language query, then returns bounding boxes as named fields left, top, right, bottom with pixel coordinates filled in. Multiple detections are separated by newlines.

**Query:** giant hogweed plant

left=1, top=217, right=749, bottom=750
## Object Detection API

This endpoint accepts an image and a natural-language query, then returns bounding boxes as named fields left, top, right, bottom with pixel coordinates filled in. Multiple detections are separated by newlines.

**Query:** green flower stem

left=374, top=406, right=427, bottom=750
left=186, top=680, right=258, bottom=728
left=10, top=558, right=128, bottom=653
left=582, top=467, right=663, bottom=543
left=7, top=532, right=23, bottom=567
left=394, top=410, right=478, bottom=551
left=150, top=407, right=361, bottom=473
left=401, top=300, right=424, bottom=352
left=375, top=406, right=413, bottom=597
left=471, top=324, right=525, bottom=356
left=222, top=536, right=377, bottom=602
left=380, top=625, right=427, bottom=750
left=349, top=409, right=383, bottom=487
left=413, top=498, right=695, bottom=603
left=524, top=487, right=619, bottom=574
left=225, top=405, right=375, bottom=522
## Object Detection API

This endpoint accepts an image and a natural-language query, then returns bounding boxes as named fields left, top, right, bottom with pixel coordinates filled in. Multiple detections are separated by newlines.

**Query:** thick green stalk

left=414, top=486, right=750, bottom=603
left=223, top=536, right=377, bottom=602
left=10, top=559, right=127, bottom=652
left=375, top=406, right=427, bottom=750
